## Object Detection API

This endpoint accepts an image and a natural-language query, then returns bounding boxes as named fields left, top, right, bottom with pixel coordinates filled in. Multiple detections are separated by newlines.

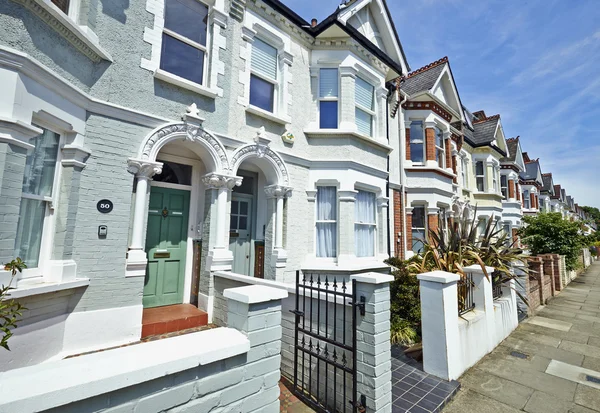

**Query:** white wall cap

left=463, top=265, right=495, bottom=274
left=417, top=271, right=460, bottom=284
left=350, top=272, right=394, bottom=285
left=224, top=285, right=288, bottom=304
left=0, top=328, right=249, bottom=413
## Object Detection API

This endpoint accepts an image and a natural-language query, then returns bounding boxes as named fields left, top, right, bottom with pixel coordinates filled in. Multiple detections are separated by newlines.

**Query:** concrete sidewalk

left=444, top=261, right=600, bottom=413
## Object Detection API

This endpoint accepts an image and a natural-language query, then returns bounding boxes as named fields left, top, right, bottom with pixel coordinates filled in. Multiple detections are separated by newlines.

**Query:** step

left=141, top=304, right=208, bottom=338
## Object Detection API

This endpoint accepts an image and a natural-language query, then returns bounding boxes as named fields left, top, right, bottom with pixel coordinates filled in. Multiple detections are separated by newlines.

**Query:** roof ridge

left=401, top=56, right=448, bottom=80
left=473, top=114, right=500, bottom=124
left=542, top=173, right=552, bottom=176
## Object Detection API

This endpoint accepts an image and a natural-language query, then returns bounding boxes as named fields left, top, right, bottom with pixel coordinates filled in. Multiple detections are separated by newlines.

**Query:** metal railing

left=458, top=272, right=475, bottom=315
left=492, top=282, right=503, bottom=299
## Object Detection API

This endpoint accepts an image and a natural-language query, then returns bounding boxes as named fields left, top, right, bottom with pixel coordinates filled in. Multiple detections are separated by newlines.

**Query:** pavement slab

left=443, top=389, right=522, bottom=413
left=574, top=385, right=600, bottom=411
left=526, top=316, right=572, bottom=332
left=545, top=360, right=600, bottom=390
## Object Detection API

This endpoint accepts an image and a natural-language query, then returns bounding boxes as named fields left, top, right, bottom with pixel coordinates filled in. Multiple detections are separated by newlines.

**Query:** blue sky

left=284, top=0, right=600, bottom=208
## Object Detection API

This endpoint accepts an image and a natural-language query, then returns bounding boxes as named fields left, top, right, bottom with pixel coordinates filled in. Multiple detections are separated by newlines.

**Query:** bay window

left=477, top=218, right=487, bottom=238
left=435, top=127, right=445, bottom=168
left=410, top=121, right=425, bottom=163
left=355, top=77, right=375, bottom=136
left=319, top=69, right=339, bottom=129
left=14, top=128, right=61, bottom=269
left=160, top=0, right=209, bottom=86
left=411, top=206, right=426, bottom=254
left=475, top=161, right=485, bottom=192
left=354, top=191, right=376, bottom=257
left=316, top=187, right=337, bottom=258
left=250, top=38, right=278, bottom=112
left=501, top=175, right=508, bottom=199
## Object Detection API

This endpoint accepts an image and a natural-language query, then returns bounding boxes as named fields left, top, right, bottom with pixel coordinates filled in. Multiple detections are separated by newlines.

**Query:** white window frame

left=524, top=190, right=531, bottom=209
left=249, top=37, right=280, bottom=114
left=435, top=127, right=446, bottom=169
left=500, top=174, right=508, bottom=199
left=160, top=0, right=211, bottom=87
left=355, top=76, right=376, bottom=137
left=16, top=124, right=64, bottom=280
left=318, top=67, right=340, bottom=129
left=460, top=155, right=469, bottom=187
left=492, top=167, right=499, bottom=193
left=475, top=161, right=486, bottom=192
left=315, top=185, right=338, bottom=260
left=354, top=189, right=377, bottom=258
left=411, top=205, right=427, bottom=254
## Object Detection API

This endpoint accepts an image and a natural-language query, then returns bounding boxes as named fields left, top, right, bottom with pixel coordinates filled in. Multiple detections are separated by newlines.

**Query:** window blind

left=319, top=69, right=339, bottom=98
left=355, top=77, right=374, bottom=110
left=251, top=39, right=278, bottom=80
left=356, top=108, right=373, bottom=136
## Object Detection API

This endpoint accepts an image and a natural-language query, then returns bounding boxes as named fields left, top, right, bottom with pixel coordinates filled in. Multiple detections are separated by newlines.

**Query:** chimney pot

left=311, top=18, right=318, bottom=27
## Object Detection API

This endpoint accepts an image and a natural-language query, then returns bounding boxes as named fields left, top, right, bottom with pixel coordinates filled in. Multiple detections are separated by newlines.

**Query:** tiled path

left=444, top=261, right=600, bottom=413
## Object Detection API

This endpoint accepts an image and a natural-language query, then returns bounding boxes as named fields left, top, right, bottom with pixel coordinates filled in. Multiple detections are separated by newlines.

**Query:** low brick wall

left=0, top=287, right=286, bottom=413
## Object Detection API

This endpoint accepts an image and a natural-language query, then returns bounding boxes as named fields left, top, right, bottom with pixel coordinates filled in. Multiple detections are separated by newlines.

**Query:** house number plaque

left=97, top=199, right=114, bottom=214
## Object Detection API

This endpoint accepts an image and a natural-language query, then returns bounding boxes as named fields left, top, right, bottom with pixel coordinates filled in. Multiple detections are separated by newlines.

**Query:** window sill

left=6, top=278, right=90, bottom=299
left=301, top=259, right=389, bottom=273
left=245, top=105, right=291, bottom=125
left=154, top=69, right=219, bottom=99
left=16, top=0, right=112, bottom=62
left=405, top=165, right=456, bottom=179
left=303, top=129, right=392, bottom=152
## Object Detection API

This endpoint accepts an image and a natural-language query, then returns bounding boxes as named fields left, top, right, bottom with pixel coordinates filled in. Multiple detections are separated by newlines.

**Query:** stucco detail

left=229, top=143, right=290, bottom=186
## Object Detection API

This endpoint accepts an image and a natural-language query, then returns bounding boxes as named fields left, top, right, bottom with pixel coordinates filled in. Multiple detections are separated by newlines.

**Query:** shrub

left=385, top=256, right=421, bottom=345
left=1, top=258, right=26, bottom=351
left=519, top=213, right=588, bottom=271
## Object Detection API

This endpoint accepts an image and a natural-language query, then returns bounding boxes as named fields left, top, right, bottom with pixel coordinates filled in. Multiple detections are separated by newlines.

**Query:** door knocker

left=162, top=207, right=169, bottom=217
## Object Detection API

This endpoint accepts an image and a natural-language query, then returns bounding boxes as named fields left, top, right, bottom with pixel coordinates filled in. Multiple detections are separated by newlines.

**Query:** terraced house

left=0, top=0, right=412, bottom=371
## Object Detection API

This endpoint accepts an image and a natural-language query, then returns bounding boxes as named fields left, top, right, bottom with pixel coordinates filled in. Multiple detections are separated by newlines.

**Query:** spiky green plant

left=408, top=203, right=529, bottom=304
left=1, top=258, right=26, bottom=351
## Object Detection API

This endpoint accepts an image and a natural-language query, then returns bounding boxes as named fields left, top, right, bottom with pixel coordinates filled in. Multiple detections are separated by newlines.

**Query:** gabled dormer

left=398, top=57, right=464, bottom=124
left=541, top=173, right=555, bottom=197
left=468, top=112, right=508, bottom=157
left=502, top=137, right=526, bottom=173
left=520, top=157, right=543, bottom=188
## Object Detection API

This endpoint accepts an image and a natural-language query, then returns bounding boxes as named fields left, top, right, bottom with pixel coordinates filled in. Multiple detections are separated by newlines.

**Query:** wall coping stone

left=0, top=328, right=249, bottom=413
left=463, top=265, right=495, bottom=274
left=224, top=285, right=288, bottom=304
left=417, top=271, right=460, bottom=284
left=350, top=272, right=394, bottom=285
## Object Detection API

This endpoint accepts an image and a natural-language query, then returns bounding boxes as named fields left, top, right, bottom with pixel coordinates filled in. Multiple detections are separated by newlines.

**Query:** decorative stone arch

left=137, top=114, right=230, bottom=174
left=228, top=133, right=290, bottom=187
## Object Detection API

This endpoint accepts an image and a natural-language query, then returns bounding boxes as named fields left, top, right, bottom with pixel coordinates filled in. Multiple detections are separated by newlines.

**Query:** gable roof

left=309, top=0, right=408, bottom=76
left=399, top=58, right=447, bottom=95
left=541, top=173, right=555, bottom=195
left=472, top=115, right=500, bottom=145
left=503, top=137, right=519, bottom=162
left=552, top=184, right=562, bottom=200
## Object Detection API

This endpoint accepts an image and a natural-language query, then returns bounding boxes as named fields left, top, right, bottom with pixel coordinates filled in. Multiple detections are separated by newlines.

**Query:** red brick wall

left=508, top=180, right=515, bottom=199
left=452, top=156, right=457, bottom=183
left=393, top=189, right=405, bottom=259
left=516, top=185, right=521, bottom=201
left=405, top=128, right=411, bottom=161
left=406, top=213, right=413, bottom=255
left=530, top=193, right=535, bottom=209
left=445, top=138, right=452, bottom=169
left=540, top=254, right=556, bottom=297
left=425, top=128, right=436, bottom=161
left=527, top=257, right=544, bottom=309
left=427, top=214, right=438, bottom=239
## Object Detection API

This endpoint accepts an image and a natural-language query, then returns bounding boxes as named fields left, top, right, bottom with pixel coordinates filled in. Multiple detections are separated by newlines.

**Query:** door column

left=126, top=159, right=163, bottom=277
left=265, top=185, right=293, bottom=282
left=202, top=173, right=243, bottom=271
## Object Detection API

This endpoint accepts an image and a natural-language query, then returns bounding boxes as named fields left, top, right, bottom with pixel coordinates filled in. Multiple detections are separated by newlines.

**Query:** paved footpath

left=445, top=261, right=600, bottom=413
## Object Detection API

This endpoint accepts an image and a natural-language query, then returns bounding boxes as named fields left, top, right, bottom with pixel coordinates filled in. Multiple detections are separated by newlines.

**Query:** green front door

left=144, top=187, right=190, bottom=308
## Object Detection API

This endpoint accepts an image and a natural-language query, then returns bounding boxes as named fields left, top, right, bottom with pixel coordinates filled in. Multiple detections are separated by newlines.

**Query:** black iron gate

left=291, top=270, right=364, bottom=413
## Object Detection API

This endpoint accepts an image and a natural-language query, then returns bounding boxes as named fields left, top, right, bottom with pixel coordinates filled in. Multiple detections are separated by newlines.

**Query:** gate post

left=350, top=272, right=394, bottom=413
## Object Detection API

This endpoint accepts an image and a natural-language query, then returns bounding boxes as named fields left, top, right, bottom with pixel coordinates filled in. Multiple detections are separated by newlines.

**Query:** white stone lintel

left=224, top=285, right=288, bottom=304
left=417, top=271, right=460, bottom=284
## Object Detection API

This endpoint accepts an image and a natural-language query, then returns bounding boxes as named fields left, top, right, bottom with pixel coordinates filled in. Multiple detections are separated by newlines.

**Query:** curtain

left=355, top=191, right=376, bottom=257
left=316, top=187, right=337, bottom=258
left=251, top=38, right=277, bottom=80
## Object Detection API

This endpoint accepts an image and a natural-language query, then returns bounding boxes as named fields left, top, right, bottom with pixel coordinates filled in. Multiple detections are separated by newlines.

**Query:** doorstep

left=141, top=304, right=208, bottom=338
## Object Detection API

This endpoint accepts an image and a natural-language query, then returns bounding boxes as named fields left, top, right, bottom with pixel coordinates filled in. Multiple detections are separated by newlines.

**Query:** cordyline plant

left=1, top=258, right=26, bottom=351
left=407, top=203, right=529, bottom=302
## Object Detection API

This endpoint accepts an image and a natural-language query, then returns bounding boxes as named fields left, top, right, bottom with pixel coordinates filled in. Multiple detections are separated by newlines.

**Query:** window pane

left=240, top=201, right=248, bottom=216
left=316, top=223, right=337, bottom=258
left=249, top=75, right=275, bottom=112
left=355, top=224, right=375, bottom=257
left=251, top=39, right=278, bottom=80
left=230, top=215, right=237, bottom=230
left=355, top=77, right=374, bottom=110
left=319, top=68, right=338, bottom=98
left=164, top=0, right=208, bottom=46
left=51, top=0, right=70, bottom=13
left=410, top=121, right=424, bottom=143
left=356, top=108, right=373, bottom=136
left=160, top=33, right=205, bottom=84
left=435, top=127, right=444, bottom=147
left=476, top=161, right=484, bottom=176
left=412, top=207, right=425, bottom=228
left=153, top=160, right=192, bottom=185
left=14, top=198, right=46, bottom=267
left=238, top=216, right=248, bottom=230
left=320, top=101, right=338, bottom=129
left=231, top=201, right=239, bottom=215
left=355, top=191, right=376, bottom=224
left=23, top=129, right=60, bottom=197
left=410, top=143, right=424, bottom=163
left=477, top=177, right=485, bottom=192
left=412, top=230, right=425, bottom=253
left=317, top=187, right=336, bottom=220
